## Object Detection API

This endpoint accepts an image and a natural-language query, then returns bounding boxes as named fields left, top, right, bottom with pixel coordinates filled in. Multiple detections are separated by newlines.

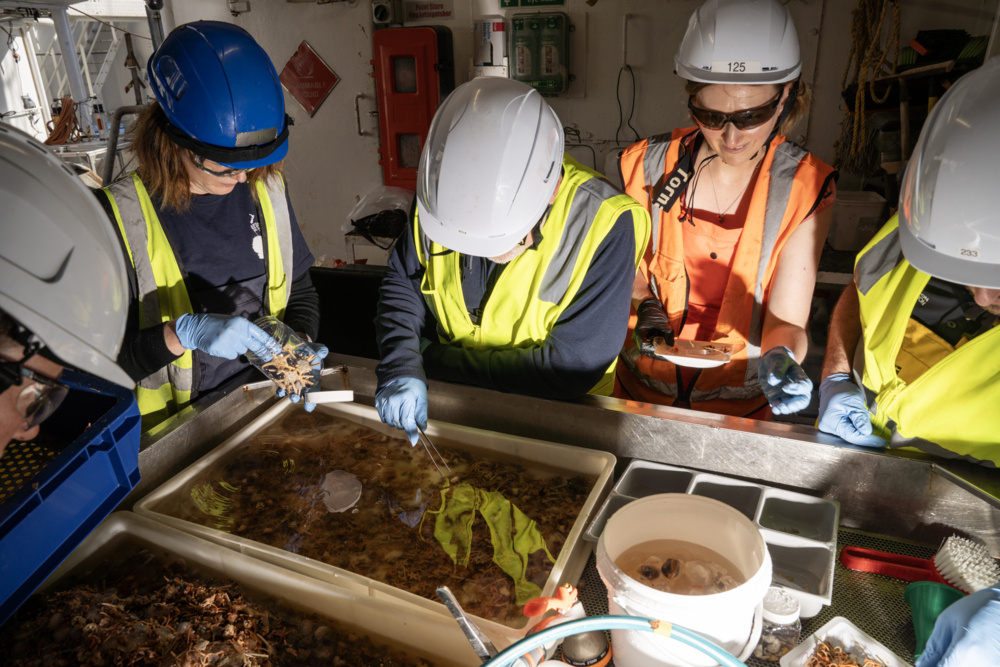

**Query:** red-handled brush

left=840, top=536, right=1000, bottom=594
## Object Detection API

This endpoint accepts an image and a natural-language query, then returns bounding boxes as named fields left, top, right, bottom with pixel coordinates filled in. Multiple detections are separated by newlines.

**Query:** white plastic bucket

left=595, top=493, right=772, bottom=667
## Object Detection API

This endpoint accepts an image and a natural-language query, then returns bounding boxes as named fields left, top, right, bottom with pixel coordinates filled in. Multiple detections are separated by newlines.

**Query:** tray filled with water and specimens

left=135, top=401, right=615, bottom=646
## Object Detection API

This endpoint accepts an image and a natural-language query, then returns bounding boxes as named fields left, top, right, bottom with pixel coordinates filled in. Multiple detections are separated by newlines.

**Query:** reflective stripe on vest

left=855, top=214, right=1000, bottom=466
left=619, top=130, right=827, bottom=404
left=104, top=174, right=294, bottom=425
left=416, top=155, right=650, bottom=396
left=255, top=178, right=293, bottom=317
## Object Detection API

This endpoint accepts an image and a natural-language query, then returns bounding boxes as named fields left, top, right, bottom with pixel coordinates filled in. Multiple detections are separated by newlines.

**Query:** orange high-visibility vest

left=616, top=128, right=834, bottom=416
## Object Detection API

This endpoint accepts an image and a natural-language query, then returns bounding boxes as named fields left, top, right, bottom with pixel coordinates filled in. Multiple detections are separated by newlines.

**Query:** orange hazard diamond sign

left=280, top=41, right=340, bottom=117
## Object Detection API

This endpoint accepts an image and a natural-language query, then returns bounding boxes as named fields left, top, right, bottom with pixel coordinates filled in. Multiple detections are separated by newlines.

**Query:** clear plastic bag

left=245, top=316, right=322, bottom=399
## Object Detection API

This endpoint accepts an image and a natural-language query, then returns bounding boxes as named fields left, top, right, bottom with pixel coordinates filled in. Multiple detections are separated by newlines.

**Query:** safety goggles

left=688, top=92, right=783, bottom=131
left=189, top=151, right=254, bottom=178
left=13, top=367, right=69, bottom=430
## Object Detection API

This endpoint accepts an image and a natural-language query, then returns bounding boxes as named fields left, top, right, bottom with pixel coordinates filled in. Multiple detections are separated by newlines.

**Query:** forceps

left=417, top=424, right=452, bottom=480
left=436, top=586, right=497, bottom=660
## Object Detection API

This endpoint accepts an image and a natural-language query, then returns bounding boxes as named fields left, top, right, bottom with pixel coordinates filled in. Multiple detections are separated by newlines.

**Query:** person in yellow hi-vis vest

left=819, top=57, right=1000, bottom=472
left=96, top=22, right=326, bottom=430
left=374, top=78, right=651, bottom=444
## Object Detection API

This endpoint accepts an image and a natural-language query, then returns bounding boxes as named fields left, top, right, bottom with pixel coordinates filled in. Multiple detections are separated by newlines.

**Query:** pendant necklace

left=707, top=158, right=755, bottom=224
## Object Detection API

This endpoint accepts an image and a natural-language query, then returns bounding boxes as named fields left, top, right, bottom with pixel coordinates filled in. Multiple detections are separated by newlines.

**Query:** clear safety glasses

left=189, top=151, right=255, bottom=178
left=14, top=367, right=69, bottom=430
left=688, top=92, right=783, bottom=131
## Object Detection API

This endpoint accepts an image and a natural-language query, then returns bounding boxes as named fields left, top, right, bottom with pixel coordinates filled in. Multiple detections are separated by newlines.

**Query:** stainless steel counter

left=122, top=355, right=1000, bottom=558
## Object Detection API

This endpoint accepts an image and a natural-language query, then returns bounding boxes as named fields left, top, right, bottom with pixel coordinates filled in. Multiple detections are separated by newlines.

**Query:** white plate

left=652, top=339, right=734, bottom=368
left=780, top=616, right=912, bottom=667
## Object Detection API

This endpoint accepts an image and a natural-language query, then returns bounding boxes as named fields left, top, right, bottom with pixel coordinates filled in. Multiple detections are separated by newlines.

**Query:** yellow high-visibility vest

left=415, top=156, right=650, bottom=396
left=855, top=213, right=1000, bottom=466
left=103, top=173, right=294, bottom=428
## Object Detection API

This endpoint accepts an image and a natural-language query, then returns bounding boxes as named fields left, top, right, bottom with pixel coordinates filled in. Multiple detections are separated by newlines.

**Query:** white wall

left=5, top=0, right=998, bottom=263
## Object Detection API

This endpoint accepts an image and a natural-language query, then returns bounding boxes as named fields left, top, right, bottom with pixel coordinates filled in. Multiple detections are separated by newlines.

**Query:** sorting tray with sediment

left=1, top=511, right=480, bottom=666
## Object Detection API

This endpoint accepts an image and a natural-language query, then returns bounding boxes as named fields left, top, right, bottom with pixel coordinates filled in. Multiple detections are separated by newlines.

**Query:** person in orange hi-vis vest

left=615, top=0, right=837, bottom=419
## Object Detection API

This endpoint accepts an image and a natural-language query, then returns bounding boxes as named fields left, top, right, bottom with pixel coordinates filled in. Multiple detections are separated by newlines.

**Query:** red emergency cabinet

left=371, top=27, right=454, bottom=190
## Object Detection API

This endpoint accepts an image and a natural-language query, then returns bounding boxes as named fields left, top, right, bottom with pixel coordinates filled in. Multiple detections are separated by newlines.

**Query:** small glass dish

left=245, top=316, right=322, bottom=399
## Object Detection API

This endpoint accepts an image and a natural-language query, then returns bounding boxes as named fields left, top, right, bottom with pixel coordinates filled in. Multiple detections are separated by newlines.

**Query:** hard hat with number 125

left=675, top=0, right=802, bottom=84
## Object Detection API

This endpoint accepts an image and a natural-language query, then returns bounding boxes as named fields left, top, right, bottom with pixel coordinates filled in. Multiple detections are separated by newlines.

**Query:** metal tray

left=584, top=459, right=838, bottom=618
left=25, top=512, right=481, bottom=666
left=134, top=400, right=615, bottom=647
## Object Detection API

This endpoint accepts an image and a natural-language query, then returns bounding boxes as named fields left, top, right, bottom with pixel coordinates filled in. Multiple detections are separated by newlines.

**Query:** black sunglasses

left=189, top=151, right=254, bottom=178
left=688, top=92, right=783, bottom=131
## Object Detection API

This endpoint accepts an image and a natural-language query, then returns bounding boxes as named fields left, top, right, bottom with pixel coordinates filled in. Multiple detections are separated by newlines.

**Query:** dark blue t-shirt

left=154, top=182, right=314, bottom=393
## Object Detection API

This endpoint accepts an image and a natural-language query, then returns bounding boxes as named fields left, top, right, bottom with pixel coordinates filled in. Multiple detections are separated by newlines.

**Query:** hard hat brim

left=899, top=219, right=1000, bottom=289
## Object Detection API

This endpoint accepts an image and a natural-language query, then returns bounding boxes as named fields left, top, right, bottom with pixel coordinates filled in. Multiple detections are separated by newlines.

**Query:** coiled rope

left=44, top=96, right=90, bottom=145
left=834, top=0, right=901, bottom=175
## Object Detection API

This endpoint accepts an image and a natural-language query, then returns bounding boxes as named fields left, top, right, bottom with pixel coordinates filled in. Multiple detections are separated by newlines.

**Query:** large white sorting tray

left=585, top=459, right=839, bottom=618
left=135, top=400, right=615, bottom=647
left=28, top=511, right=482, bottom=666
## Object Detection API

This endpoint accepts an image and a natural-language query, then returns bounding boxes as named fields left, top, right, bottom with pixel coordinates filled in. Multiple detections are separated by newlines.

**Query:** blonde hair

left=684, top=79, right=811, bottom=137
left=128, top=102, right=284, bottom=211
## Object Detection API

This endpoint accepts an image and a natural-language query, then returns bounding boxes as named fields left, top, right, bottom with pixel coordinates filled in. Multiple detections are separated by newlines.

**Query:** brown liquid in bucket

left=615, top=538, right=746, bottom=595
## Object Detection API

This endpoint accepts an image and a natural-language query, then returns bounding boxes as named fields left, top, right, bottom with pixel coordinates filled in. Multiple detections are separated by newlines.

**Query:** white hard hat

left=416, top=77, right=564, bottom=257
left=0, top=123, right=133, bottom=387
left=675, top=0, right=802, bottom=84
left=898, top=57, right=1000, bottom=289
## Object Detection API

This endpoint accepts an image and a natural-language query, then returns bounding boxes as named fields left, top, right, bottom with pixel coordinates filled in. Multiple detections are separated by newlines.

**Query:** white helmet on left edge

left=416, top=77, right=564, bottom=258
left=0, top=123, right=133, bottom=387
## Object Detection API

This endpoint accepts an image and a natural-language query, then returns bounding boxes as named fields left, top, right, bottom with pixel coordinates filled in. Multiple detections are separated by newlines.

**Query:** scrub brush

left=840, top=535, right=1000, bottom=594
left=933, top=535, right=1000, bottom=594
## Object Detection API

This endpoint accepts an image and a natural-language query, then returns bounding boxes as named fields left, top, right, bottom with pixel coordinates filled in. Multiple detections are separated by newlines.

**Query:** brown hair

left=684, top=79, right=811, bottom=137
left=128, top=102, right=285, bottom=211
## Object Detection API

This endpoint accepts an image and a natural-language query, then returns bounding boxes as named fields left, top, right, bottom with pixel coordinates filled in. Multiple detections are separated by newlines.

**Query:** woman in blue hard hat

left=616, top=0, right=836, bottom=420
left=96, top=21, right=326, bottom=430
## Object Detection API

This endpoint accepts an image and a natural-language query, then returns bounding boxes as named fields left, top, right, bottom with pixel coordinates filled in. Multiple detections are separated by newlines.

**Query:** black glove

left=633, top=297, right=674, bottom=358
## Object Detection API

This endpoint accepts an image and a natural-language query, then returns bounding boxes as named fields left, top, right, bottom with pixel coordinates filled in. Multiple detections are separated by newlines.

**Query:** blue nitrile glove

left=277, top=341, right=329, bottom=412
left=174, top=313, right=280, bottom=360
left=633, top=297, right=674, bottom=358
left=816, top=373, right=887, bottom=447
left=916, top=587, right=1000, bottom=667
left=758, top=346, right=813, bottom=415
left=375, top=377, right=427, bottom=446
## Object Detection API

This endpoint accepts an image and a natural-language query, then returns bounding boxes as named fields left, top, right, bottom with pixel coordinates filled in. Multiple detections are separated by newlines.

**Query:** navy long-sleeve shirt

left=375, top=211, right=637, bottom=400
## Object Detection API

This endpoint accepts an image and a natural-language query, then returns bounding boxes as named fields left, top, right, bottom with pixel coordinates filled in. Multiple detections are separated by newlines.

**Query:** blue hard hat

left=148, top=21, right=289, bottom=169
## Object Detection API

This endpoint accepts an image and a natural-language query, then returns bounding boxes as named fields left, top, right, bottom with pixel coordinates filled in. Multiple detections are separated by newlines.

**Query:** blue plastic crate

left=0, top=369, right=140, bottom=625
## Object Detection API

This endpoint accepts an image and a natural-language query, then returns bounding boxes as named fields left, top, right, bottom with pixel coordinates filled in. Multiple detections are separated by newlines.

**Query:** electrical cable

left=564, top=126, right=598, bottom=171
left=615, top=64, right=639, bottom=145
left=478, top=615, right=745, bottom=667
left=67, top=6, right=152, bottom=40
